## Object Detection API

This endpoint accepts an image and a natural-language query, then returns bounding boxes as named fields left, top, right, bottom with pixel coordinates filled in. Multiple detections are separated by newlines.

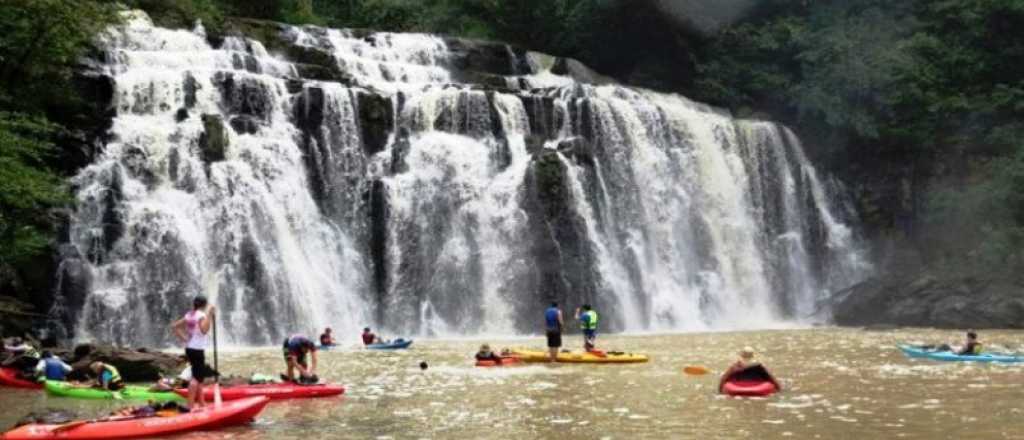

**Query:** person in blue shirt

left=282, top=335, right=318, bottom=384
left=34, top=351, right=72, bottom=381
left=544, top=302, right=563, bottom=362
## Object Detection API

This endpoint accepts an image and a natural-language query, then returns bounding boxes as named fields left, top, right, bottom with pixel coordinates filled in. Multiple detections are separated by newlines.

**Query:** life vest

left=580, top=311, right=599, bottom=330
left=43, top=358, right=67, bottom=381
left=102, top=364, right=123, bottom=384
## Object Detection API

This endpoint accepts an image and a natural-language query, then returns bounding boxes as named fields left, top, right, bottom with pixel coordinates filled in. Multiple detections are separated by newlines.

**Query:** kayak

left=722, top=379, right=778, bottom=397
left=1, top=395, right=270, bottom=440
left=510, top=349, right=649, bottom=364
left=174, top=382, right=345, bottom=401
left=899, top=345, right=1024, bottom=363
left=366, top=339, right=413, bottom=350
left=0, top=368, right=42, bottom=390
left=475, top=356, right=522, bottom=367
left=44, top=381, right=184, bottom=403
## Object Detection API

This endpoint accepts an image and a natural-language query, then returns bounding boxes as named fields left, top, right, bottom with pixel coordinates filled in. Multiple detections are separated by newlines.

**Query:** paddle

left=683, top=365, right=710, bottom=376
left=205, top=268, right=223, bottom=408
left=50, top=413, right=148, bottom=433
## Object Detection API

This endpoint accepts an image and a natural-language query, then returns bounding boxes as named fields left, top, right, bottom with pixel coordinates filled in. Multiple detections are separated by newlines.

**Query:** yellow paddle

left=683, top=365, right=710, bottom=376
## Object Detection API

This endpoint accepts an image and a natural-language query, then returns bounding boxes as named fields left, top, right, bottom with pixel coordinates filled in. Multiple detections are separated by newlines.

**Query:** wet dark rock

left=175, top=108, right=189, bottom=122
left=183, top=72, right=198, bottom=109
left=368, top=179, right=389, bottom=325
left=0, top=296, right=40, bottom=339
left=518, top=152, right=604, bottom=333
left=832, top=274, right=1024, bottom=329
left=229, top=115, right=261, bottom=135
left=199, top=114, right=228, bottom=164
left=67, top=343, right=185, bottom=382
left=356, top=91, right=393, bottom=156
left=551, top=57, right=616, bottom=85
left=213, top=72, right=272, bottom=122
left=445, top=38, right=530, bottom=77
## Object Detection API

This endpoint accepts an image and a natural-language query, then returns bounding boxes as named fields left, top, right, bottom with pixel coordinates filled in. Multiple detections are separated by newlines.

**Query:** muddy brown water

left=2, top=328, right=1022, bottom=439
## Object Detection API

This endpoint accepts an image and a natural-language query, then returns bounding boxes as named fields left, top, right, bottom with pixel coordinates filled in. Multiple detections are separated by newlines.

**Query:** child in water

left=475, top=344, right=503, bottom=365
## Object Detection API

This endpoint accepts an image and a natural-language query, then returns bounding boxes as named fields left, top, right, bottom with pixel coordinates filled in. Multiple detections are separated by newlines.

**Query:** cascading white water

left=62, top=11, right=868, bottom=345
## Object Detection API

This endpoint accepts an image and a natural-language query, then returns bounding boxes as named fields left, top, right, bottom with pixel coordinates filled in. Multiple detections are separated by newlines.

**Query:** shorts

left=185, top=348, right=208, bottom=381
left=282, top=341, right=308, bottom=367
left=546, top=330, right=562, bottom=348
left=583, top=329, right=596, bottom=340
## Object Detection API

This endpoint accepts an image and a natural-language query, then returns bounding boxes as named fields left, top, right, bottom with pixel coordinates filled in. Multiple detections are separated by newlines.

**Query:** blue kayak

left=899, top=345, right=1024, bottom=363
left=366, top=338, right=413, bottom=350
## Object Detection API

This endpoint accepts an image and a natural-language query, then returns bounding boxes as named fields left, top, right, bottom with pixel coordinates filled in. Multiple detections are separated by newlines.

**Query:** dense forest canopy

left=0, top=0, right=1021, bottom=311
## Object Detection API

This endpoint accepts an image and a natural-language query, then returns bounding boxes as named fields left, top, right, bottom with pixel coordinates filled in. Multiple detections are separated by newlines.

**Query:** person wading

left=171, top=295, right=215, bottom=409
left=544, top=302, right=563, bottom=362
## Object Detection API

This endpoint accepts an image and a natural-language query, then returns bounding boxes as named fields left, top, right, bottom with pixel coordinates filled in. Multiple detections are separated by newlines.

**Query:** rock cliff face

left=831, top=274, right=1024, bottom=329
left=44, top=11, right=866, bottom=345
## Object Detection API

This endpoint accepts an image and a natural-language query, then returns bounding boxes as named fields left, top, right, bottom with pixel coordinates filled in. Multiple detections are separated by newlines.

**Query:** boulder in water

left=68, top=343, right=185, bottom=382
left=199, top=114, right=228, bottom=164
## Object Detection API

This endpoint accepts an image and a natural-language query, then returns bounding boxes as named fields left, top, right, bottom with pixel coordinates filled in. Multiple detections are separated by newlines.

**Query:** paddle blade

left=683, top=365, right=710, bottom=376
left=214, top=383, right=222, bottom=407
left=51, top=420, right=88, bottom=433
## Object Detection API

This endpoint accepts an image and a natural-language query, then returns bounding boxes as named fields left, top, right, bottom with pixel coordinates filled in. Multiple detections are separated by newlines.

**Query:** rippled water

left=3, top=328, right=1023, bottom=439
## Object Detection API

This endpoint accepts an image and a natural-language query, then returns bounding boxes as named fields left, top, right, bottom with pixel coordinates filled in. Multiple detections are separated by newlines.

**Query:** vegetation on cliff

left=0, top=0, right=1021, bottom=326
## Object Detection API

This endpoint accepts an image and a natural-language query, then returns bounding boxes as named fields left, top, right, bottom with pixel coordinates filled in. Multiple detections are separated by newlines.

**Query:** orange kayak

left=0, top=368, right=41, bottom=390
left=475, top=356, right=522, bottom=367
left=1, top=396, right=270, bottom=439
left=174, top=382, right=345, bottom=401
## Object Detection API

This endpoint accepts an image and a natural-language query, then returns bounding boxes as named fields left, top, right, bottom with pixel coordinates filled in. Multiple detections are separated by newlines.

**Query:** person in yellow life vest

left=575, top=304, right=599, bottom=351
left=89, top=361, right=125, bottom=391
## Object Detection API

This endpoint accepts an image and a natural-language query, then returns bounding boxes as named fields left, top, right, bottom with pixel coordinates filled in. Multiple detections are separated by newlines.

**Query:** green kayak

left=44, top=380, right=184, bottom=402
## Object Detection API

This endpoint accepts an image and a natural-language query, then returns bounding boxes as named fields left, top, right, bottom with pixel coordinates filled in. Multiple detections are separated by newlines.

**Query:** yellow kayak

left=510, top=348, right=649, bottom=364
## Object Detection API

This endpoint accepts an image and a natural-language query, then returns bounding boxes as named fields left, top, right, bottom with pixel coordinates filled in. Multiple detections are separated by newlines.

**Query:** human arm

left=309, top=349, right=318, bottom=375
left=35, top=360, right=45, bottom=375
left=170, top=318, right=188, bottom=343
left=61, top=361, right=72, bottom=373
left=200, top=305, right=216, bottom=335
left=557, top=311, right=564, bottom=330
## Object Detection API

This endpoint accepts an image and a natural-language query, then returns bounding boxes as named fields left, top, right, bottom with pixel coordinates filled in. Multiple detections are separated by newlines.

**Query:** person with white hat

left=718, top=346, right=781, bottom=393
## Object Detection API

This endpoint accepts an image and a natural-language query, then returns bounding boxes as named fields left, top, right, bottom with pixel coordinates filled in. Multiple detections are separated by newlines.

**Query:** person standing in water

left=171, top=295, right=215, bottom=409
left=575, top=304, right=599, bottom=351
left=319, top=328, right=337, bottom=347
left=544, top=302, right=563, bottom=362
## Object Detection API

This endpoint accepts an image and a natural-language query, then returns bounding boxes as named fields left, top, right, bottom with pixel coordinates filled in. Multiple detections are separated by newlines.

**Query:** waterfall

left=61, top=12, right=869, bottom=345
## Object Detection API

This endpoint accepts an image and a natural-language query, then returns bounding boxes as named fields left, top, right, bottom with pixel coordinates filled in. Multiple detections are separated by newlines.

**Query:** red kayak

left=475, top=356, right=522, bottom=367
left=1, top=396, right=270, bottom=440
left=174, top=382, right=345, bottom=401
left=0, top=368, right=42, bottom=390
left=722, top=379, right=778, bottom=397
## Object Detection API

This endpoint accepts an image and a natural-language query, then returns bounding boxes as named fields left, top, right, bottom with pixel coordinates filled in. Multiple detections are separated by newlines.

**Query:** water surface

left=3, top=328, right=1022, bottom=439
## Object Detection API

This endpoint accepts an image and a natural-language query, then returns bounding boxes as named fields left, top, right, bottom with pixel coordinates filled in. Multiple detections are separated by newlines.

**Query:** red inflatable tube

left=721, top=379, right=779, bottom=397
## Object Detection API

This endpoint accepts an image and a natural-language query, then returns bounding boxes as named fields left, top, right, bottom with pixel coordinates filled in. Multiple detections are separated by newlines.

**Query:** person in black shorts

left=544, top=302, right=563, bottom=362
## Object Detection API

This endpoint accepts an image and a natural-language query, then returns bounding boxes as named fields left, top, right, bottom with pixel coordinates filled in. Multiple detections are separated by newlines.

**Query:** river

left=2, top=328, right=1022, bottom=439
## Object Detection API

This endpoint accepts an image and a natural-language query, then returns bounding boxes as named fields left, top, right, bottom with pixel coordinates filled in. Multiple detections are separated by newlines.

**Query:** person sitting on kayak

left=575, top=304, right=599, bottom=350
left=150, top=366, right=195, bottom=391
left=955, top=331, right=983, bottom=355
left=362, top=327, right=385, bottom=345
left=3, top=337, right=41, bottom=376
left=89, top=361, right=125, bottom=391
left=475, top=344, right=503, bottom=365
left=320, top=328, right=338, bottom=347
left=718, top=347, right=781, bottom=393
left=34, top=351, right=72, bottom=381
left=282, top=334, right=318, bottom=384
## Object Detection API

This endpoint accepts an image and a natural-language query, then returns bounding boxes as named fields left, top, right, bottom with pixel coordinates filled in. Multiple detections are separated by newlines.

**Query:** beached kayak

left=0, top=368, right=42, bottom=390
left=899, top=345, right=1024, bottom=363
left=1, top=395, right=270, bottom=440
left=44, top=381, right=184, bottom=403
left=366, top=339, right=413, bottom=350
left=475, top=356, right=522, bottom=367
left=510, top=349, right=649, bottom=364
left=174, top=382, right=345, bottom=401
left=722, top=379, right=778, bottom=397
